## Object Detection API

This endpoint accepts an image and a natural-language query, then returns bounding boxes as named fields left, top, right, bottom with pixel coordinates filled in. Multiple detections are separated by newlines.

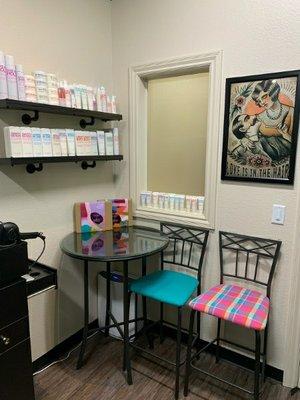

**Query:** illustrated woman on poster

left=251, top=79, right=293, bottom=161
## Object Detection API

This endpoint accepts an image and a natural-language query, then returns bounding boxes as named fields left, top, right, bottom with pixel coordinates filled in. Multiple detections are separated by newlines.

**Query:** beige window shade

left=147, top=71, right=209, bottom=196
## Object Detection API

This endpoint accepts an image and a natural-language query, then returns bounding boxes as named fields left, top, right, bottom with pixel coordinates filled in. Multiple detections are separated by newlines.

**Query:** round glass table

left=60, top=226, right=169, bottom=375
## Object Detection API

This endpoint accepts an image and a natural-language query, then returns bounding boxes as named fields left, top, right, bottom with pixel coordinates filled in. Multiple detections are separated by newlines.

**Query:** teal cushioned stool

left=124, top=222, right=209, bottom=400
left=129, top=270, right=198, bottom=307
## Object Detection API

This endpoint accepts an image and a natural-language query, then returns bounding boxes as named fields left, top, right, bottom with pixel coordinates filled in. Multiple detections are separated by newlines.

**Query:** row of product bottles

left=140, top=191, right=204, bottom=213
left=0, top=51, right=117, bottom=113
left=4, top=126, right=120, bottom=158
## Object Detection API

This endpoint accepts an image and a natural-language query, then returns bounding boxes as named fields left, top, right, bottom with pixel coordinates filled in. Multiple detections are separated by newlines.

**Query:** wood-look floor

left=34, top=335, right=298, bottom=400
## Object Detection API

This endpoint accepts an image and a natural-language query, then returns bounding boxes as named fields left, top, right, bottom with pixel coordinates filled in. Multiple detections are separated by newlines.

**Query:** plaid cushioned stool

left=189, top=284, right=269, bottom=331
left=184, top=232, right=281, bottom=400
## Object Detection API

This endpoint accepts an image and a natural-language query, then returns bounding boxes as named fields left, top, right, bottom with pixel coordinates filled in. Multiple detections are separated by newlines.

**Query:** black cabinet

left=0, top=279, right=35, bottom=400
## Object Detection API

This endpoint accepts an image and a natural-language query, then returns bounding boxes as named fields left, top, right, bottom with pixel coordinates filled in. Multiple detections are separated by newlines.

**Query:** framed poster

left=221, top=70, right=300, bottom=184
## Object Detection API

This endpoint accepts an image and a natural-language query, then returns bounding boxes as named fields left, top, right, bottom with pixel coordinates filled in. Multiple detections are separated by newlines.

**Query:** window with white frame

left=129, top=52, right=222, bottom=228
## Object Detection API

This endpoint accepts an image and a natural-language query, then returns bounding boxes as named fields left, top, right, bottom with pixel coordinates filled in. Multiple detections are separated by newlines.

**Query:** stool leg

left=254, top=330, right=261, bottom=400
left=105, top=262, right=111, bottom=337
left=123, top=260, right=133, bottom=384
left=215, top=318, right=221, bottom=363
left=184, top=309, right=196, bottom=397
left=175, top=307, right=182, bottom=400
left=262, top=324, right=268, bottom=382
left=134, top=293, right=138, bottom=338
left=160, top=302, right=164, bottom=344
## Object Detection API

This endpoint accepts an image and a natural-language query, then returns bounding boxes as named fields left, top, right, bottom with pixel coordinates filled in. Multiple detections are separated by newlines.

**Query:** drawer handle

left=0, top=335, right=10, bottom=346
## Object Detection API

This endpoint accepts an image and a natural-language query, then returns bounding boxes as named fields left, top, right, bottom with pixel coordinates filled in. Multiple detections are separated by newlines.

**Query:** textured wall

left=111, top=0, right=300, bottom=375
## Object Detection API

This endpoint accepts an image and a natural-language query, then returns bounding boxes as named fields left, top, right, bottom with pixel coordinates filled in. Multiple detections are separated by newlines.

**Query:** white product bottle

left=113, top=127, right=120, bottom=155
left=106, top=96, right=112, bottom=113
left=5, top=55, right=18, bottom=100
left=111, top=95, right=117, bottom=113
left=69, top=86, right=77, bottom=108
left=80, top=85, right=88, bottom=109
left=100, top=86, right=107, bottom=112
left=4, top=126, right=22, bottom=157
left=96, top=87, right=102, bottom=111
left=0, top=51, right=8, bottom=99
left=97, top=131, right=106, bottom=155
left=16, top=65, right=26, bottom=101
left=87, top=86, right=94, bottom=110
left=31, top=127, right=43, bottom=157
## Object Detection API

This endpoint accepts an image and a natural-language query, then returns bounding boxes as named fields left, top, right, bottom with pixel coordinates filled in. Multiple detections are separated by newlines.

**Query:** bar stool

left=123, top=222, right=209, bottom=399
left=184, top=231, right=281, bottom=400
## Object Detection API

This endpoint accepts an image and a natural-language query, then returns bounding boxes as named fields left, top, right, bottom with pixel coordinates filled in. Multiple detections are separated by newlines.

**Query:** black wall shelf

left=0, top=155, right=123, bottom=173
left=0, top=99, right=122, bottom=127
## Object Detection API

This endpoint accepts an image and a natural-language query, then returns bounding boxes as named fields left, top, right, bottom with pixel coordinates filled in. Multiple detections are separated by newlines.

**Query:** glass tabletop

left=60, top=226, right=170, bottom=262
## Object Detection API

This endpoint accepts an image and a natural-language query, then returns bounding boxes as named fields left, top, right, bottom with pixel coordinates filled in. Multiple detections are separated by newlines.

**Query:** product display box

left=74, top=201, right=113, bottom=233
left=111, top=198, right=133, bottom=228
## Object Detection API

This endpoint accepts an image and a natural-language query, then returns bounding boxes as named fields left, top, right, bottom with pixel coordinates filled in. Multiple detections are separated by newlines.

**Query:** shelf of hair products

left=0, top=50, right=116, bottom=112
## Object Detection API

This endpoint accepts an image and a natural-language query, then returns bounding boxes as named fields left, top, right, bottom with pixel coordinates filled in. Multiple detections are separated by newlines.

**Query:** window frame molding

left=129, top=51, right=223, bottom=229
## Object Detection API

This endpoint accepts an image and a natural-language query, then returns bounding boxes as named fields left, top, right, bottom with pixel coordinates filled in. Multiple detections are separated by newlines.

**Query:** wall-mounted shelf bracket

left=81, top=160, right=96, bottom=170
left=26, top=163, right=43, bottom=174
left=80, top=116, right=95, bottom=129
left=22, top=110, right=39, bottom=125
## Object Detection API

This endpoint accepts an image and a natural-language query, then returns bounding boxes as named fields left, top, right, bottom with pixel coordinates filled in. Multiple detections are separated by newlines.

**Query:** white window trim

left=129, top=51, right=223, bottom=229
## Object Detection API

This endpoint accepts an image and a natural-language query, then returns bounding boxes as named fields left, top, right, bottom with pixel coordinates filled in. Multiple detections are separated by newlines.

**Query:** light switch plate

left=272, top=204, right=285, bottom=225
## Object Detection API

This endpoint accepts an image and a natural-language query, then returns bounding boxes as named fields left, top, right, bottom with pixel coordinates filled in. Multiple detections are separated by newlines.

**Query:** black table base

left=76, top=256, right=147, bottom=385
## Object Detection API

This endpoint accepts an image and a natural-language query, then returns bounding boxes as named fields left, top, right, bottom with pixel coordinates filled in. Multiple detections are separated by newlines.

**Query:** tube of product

left=5, top=55, right=18, bottom=99
left=163, top=193, right=170, bottom=209
left=196, top=196, right=205, bottom=213
left=145, top=191, right=152, bottom=206
left=140, top=192, right=147, bottom=207
left=174, top=195, right=180, bottom=211
left=190, top=196, right=197, bottom=212
left=0, top=51, right=8, bottom=99
left=178, top=195, right=185, bottom=211
left=152, top=192, right=159, bottom=208
left=169, top=194, right=175, bottom=210
left=186, top=195, right=192, bottom=212
left=158, top=193, right=165, bottom=209
left=15, top=64, right=26, bottom=101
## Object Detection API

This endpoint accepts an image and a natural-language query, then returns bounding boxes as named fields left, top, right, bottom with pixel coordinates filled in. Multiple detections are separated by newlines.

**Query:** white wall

left=111, top=0, right=300, bottom=377
left=0, top=0, right=127, bottom=348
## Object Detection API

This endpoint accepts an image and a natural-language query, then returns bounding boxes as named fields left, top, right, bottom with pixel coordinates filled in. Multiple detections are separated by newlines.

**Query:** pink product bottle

left=5, top=55, right=18, bottom=100
left=16, top=64, right=26, bottom=101
left=58, top=82, right=66, bottom=107
left=0, top=51, right=7, bottom=99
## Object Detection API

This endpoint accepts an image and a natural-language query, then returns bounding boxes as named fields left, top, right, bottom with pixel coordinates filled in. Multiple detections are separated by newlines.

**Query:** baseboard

left=158, top=323, right=283, bottom=383
left=32, top=319, right=283, bottom=383
left=32, top=320, right=99, bottom=373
